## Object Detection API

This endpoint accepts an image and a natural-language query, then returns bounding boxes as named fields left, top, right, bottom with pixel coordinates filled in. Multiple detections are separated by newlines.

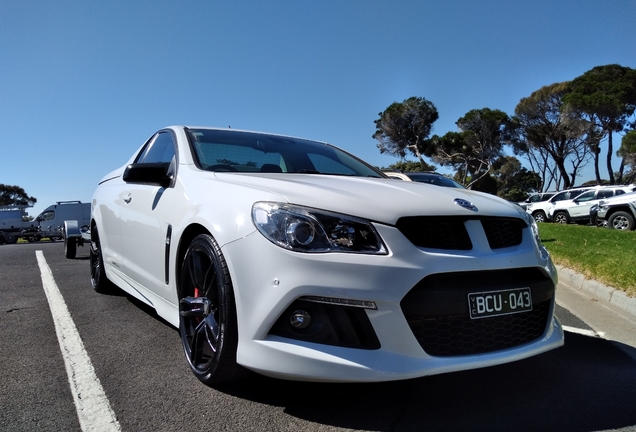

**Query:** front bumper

left=221, top=222, right=564, bottom=382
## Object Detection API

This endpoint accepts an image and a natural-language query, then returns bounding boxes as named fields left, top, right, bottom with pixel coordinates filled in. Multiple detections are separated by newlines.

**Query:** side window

left=614, top=190, right=625, bottom=197
left=39, top=210, right=55, bottom=221
left=575, top=191, right=595, bottom=202
left=136, top=132, right=176, bottom=164
left=551, top=192, right=567, bottom=202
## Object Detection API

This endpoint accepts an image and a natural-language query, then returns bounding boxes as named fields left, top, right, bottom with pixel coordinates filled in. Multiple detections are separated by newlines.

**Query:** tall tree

left=564, top=64, right=636, bottom=184
left=0, top=184, right=37, bottom=208
left=510, top=82, right=596, bottom=189
left=381, top=159, right=435, bottom=172
left=491, top=156, right=542, bottom=202
left=373, top=97, right=439, bottom=167
left=427, top=108, right=510, bottom=188
left=618, top=130, right=636, bottom=183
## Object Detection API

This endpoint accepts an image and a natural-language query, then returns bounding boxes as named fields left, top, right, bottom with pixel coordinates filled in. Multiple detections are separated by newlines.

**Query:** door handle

left=124, top=194, right=132, bottom=204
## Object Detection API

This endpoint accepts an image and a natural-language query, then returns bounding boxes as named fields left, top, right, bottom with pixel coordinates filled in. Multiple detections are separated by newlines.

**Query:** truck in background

left=35, top=201, right=91, bottom=237
left=0, top=206, right=39, bottom=244
left=0, top=201, right=91, bottom=246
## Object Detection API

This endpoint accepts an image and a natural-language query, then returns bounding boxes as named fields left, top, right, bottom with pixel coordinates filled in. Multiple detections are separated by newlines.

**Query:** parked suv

left=595, top=191, right=636, bottom=230
left=549, top=186, right=635, bottom=224
left=526, top=187, right=593, bottom=223
left=517, top=192, right=556, bottom=211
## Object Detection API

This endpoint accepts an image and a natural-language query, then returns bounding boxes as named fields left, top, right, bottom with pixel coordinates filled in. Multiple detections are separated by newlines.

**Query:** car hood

left=214, top=173, right=525, bottom=225
left=599, top=191, right=636, bottom=206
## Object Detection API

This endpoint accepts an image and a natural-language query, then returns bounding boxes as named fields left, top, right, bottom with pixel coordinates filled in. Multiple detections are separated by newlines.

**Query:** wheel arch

left=605, top=205, right=635, bottom=220
left=175, top=223, right=211, bottom=290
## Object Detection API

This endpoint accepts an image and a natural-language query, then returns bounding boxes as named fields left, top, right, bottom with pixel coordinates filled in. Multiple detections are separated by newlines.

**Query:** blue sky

left=1, top=1, right=635, bottom=218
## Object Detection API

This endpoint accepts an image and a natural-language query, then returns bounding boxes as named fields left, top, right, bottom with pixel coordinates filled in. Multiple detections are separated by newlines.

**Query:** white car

left=90, top=126, right=563, bottom=384
left=517, top=192, right=556, bottom=211
left=595, top=191, right=636, bottom=230
left=382, top=171, right=465, bottom=188
left=526, top=187, right=593, bottom=223
left=549, top=186, right=635, bottom=224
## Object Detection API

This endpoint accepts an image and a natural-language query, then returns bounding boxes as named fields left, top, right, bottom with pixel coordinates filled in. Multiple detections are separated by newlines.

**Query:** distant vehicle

left=0, top=201, right=91, bottom=245
left=594, top=191, right=636, bottom=231
left=517, top=192, right=556, bottom=211
left=89, top=125, right=563, bottom=385
left=549, top=186, right=635, bottom=225
left=36, top=201, right=91, bottom=239
left=382, top=171, right=465, bottom=188
left=0, top=206, right=38, bottom=244
left=526, top=187, right=593, bottom=223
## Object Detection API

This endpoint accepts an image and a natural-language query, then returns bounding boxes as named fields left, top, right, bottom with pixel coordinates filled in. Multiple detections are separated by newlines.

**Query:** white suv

left=549, top=186, right=635, bottom=224
left=595, top=191, right=636, bottom=230
left=526, top=187, right=593, bottom=223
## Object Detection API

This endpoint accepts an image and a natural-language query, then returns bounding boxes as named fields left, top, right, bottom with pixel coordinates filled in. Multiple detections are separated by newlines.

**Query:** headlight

left=529, top=216, right=541, bottom=245
left=517, top=207, right=541, bottom=244
left=252, top=202, right=387, bottom=254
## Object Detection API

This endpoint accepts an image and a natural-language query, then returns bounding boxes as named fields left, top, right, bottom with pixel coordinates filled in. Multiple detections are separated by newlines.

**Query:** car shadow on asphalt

left=215, top=331, right=636, bottom=432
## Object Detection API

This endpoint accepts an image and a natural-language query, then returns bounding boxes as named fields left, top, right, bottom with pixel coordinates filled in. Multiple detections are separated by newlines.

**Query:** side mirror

left=123, top=163, right=172, bottom=188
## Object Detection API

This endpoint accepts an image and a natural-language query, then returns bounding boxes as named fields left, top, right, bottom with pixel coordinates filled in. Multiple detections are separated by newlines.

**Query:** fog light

left=289, top=310, right=312, bottom=329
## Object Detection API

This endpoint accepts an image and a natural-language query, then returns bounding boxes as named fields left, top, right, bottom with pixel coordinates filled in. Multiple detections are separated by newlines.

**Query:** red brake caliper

left=193, top=288, right=201, bottom=323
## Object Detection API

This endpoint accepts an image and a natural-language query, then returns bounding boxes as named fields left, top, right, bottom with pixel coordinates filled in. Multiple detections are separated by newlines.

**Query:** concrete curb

left=556, top=265, right=636, bottom=319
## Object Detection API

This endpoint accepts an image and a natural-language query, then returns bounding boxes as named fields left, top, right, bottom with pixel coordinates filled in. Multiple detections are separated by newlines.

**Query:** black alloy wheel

left=90, top=226, right=115, bottom=293
left=178, top=234, right=243, bottom=385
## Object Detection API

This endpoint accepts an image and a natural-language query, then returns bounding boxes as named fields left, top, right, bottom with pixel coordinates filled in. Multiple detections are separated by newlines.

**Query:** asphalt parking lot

left=2, top=242, right=636, bottom=432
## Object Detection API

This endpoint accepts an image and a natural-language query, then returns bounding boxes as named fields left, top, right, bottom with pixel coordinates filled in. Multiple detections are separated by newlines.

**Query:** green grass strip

left=538, top=223, right=636, bottom=296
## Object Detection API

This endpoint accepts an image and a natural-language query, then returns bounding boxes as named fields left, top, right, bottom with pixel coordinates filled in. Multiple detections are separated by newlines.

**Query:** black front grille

left=396, top=216, right=526, bottom=250
left=401, top=268, right=554, bottom=357
left=395, top=218, right=472, bottom=250
left=481, top=218, right=524, bottom=249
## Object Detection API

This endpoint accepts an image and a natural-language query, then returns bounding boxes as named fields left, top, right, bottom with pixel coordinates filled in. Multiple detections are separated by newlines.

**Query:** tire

left=553, top=212, right=569, bottom=224
left=90, top=226, right=115, bottom=293
left=5, top=234, right=18, bottom=244
left=532, top=211, right=547, bottom=223
left=65, top=236, right=77, bottom=259
left=178, top=234, right=244, bottom=385
left=607, top=211, right=635, bottom=231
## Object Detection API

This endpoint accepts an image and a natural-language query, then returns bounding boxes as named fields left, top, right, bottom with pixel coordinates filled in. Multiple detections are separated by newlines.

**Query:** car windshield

left=404, top=172, right=465, bottom=189
left=187, top=129, right=383, bottom=178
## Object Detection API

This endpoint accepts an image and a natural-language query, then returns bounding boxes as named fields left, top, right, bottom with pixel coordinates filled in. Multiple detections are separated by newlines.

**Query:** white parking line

left=36, top=251, right=121, bottom=432
left=561, top=325, right=604, bottom=338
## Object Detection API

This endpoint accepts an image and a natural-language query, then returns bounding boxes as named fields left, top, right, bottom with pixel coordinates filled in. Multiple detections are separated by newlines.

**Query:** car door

left=570, top=189, right=614, bottom=217
left=568, top=190, right=598, bottom=218
left=119, top=131, right=177, bottom=297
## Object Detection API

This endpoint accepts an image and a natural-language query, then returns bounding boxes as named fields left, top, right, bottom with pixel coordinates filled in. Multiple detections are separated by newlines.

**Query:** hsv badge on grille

left=454, top=198, right=478, bottom=212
